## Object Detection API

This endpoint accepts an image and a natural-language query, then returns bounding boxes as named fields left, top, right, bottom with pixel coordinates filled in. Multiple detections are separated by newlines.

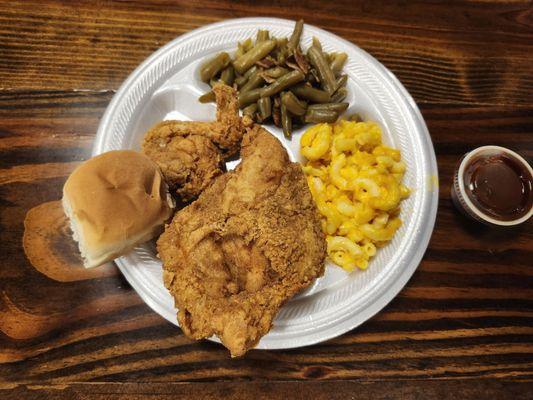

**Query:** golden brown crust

left=157, top=125, right=326, bottom=357
left=142, top=131, right=224, bottom=201
left=141, top=84, right=250, bottom=200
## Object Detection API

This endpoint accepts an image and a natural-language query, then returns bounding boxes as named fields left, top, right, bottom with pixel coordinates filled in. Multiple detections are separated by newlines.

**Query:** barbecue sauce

left=463, top=154, right=532, bottom=221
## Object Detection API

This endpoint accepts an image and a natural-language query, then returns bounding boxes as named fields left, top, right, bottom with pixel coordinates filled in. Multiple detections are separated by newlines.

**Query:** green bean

left=307, top=46, right=337, bottom=94
left=304, top=109, right=339, bottom=123
left=240, top=72, right=265, bottom=93
left=243, top=103, right=258, bottom=118
left=336, top=74, right=348, bottom=89
left=263, top=66, right=289, bottom=78
left=236, top=38, right=253, bottom=58
left=330, top=52, right=347, bottom=74
left=243, top=65, right=259, bottom=79
left=233, top=40, right=276, bottom=74
left=257, top=97, right=272, bottom=120
left=281, top=91, right=307, bottom=116
left=260, top=70, right=305, bottom=98
left=199, top=91, right=216, bottom=103
left=243, top=38, right=253, bottom=52
left=290, top=84, right=331, bottom=103
left=256, top=29, right=270, bottom=43
left=331, top=87, right=347, bottom=102
left=346, top=113, right=362, bottom=122
left=235, top=65, right=258, bottom=88
left=312, top=36, right=323, bottom=52
left=238, top=88, right=262, bottom=108
left=235, top=75, right=248, bottom=88
left=200, top=52, right=230, bottom=82
left=220, top=66, right=235, bottom=86
left=281, top=102, right=292, bottom=138
left=288, top=19, right=304, bottom=50
left=276, top=46, right=288, bottom=64
left=276, top=37, right=288, bottom=49
left=308, top=102, right=349, bottom=113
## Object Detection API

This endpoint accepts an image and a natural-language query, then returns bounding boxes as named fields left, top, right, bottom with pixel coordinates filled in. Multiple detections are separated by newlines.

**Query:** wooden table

left=1, top=1, right=532, bottom=398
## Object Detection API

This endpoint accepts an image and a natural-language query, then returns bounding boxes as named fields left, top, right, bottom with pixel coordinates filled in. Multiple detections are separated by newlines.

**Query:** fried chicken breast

left=157, top=124, right=327, bottom=357
left=142, top=84, right=250, bottom=201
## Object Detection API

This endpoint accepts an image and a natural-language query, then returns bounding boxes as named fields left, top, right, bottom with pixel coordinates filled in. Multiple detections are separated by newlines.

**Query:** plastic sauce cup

left=451, top=146, right=533, bottom=226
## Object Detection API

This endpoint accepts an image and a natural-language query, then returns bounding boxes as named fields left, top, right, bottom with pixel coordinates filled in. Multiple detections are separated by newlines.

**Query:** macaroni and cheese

left=301, top=120, right=410, bottom=272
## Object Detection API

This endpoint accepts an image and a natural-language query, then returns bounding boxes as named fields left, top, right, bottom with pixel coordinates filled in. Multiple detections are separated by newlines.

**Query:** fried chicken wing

left=157, top=124, right=327, bottom=357
left=142, top=84, right=250, bottom=200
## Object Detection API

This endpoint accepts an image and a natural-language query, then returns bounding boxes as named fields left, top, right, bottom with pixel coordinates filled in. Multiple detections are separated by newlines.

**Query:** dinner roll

left=62, top=150, right=175, bottom=268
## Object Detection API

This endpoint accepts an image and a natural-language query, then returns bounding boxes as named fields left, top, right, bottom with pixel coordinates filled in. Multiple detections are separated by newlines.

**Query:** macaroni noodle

left=301, top=120, right=410, bottom=272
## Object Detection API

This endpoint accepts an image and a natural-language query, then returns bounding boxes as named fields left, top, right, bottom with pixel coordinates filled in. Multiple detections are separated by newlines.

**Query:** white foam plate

left=93, top=18, right=438, bottom=350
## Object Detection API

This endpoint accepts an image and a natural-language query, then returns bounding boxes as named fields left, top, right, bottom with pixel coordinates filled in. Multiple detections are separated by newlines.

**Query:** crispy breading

left=142, top=84, right=250, bottom=200
left=157, top=125, right=326, bottom=356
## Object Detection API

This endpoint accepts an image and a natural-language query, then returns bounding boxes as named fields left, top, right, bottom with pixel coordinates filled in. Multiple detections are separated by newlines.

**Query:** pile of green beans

left=198, top=20, right=349, bottom=138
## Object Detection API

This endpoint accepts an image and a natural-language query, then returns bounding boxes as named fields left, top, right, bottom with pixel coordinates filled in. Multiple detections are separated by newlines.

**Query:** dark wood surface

left=1, top=0, right=532, bottom=398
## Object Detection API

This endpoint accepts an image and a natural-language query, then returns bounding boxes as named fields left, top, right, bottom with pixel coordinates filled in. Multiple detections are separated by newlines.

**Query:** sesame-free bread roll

left=62, top=150, right=175, bottom=268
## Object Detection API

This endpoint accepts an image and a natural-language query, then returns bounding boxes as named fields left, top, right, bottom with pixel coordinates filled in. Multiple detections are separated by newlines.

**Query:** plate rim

left=95, top=17, right=439, bottom=350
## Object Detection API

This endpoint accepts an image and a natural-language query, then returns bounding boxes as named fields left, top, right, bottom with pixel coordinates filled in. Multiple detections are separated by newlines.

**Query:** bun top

left=63, top=150, right=174, bottom=253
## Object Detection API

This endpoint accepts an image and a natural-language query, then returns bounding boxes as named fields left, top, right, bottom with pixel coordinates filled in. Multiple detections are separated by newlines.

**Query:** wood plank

left=0, top=380, right=532, bottom=400
left=0, top=1, right=532, bottom=105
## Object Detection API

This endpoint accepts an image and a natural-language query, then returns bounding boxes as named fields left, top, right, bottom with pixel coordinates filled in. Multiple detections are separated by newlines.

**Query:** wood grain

left=1, top=380, right=533, bottom=400
left=0, top=0, right=532, bottom=398
left=1, top=1, right=532, bottom=105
